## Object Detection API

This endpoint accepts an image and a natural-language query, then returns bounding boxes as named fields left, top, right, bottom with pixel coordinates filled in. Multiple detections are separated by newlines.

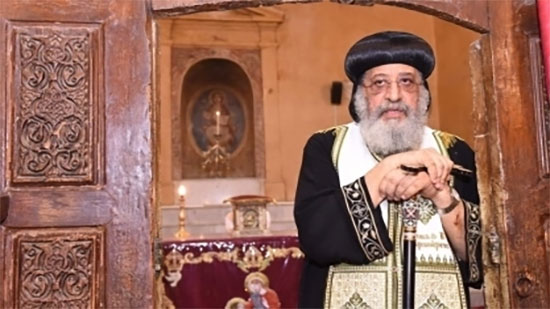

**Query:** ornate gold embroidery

left=341, top=179, right=389, bottom=261
left=317, top=124, right=346, bottom=134
left=415, top=270, right=466, bottom=308
left=164, top=249, right=184, bottom=287
left=418, top=293, right=449, bottom=309
left=344, top=292, right=372, bottom=309
left=175, top=245, right=303, bottom=273
left=465, top=200, right=482, bottom=282
left=433, top=131, right=459, bottom=150
left=318, top=125, right=349, bottom=170
left=325, top=265, right=388, bottom=309
left=417, top=196, right=437, bottom=225
left=163, top=245, right=303, bottom=287
left=431, top=130, right=457, bottom=187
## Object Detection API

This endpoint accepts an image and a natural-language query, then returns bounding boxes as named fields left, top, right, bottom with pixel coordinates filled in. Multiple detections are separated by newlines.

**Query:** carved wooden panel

left=6, top=227, right=104, bottom=308
left=528, top=36, right=550, bottom=178
left=7, top=22, right=102, bottom=186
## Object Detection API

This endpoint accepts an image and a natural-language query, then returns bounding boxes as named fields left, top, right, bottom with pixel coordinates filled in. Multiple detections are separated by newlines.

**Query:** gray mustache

left=373, top=101, right=410, bottom=118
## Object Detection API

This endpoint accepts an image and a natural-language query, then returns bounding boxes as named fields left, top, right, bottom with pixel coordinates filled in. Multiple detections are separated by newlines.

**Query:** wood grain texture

left=100, top=1, right=154, bottom=307
left=0, top=227, right=4, bottom=309
left=470, top=35, right=512, bottom=309
left=487, top=0, right=550, bottom=306
left=355, top=0, right=489, bottom=32
left=152, top=0, right=488, bottom=31
left=528, top=36, right=550, bottom=178
left=0, top=0, right=154, bottom=308
left=152, top=0, right=321, bottom=16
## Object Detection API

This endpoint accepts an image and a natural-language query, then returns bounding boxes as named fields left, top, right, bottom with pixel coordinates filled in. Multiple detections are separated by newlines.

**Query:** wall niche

left=158, top=8, right=284, bottom=206
left=180, top=58, right=255, bottom=178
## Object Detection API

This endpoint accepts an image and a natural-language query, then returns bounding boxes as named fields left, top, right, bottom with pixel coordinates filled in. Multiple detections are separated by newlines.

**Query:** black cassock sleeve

left=448, top=138, right=484, bottom=289
left=294, top=131, right=392, bottom=267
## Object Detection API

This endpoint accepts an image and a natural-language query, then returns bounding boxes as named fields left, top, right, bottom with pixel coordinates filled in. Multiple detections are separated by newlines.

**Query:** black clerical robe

left=294, top=124, right=482, bottom=308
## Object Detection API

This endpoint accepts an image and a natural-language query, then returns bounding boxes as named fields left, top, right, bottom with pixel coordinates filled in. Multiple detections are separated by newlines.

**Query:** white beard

left=354, top=86, right=430, bottom=158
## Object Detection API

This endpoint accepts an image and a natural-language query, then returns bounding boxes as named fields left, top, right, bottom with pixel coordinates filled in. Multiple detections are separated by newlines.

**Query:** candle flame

left=215, top=110, right=220, bottom=116
left=178, top=185, right=187, bottom=197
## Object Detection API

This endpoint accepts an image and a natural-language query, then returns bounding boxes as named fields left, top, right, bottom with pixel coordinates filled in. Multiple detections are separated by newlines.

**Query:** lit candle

left=175, top=184, right=190, bottom=239
left=178, top=184, right=187, bottom=202
left=215, top=110, right=220, bottom=135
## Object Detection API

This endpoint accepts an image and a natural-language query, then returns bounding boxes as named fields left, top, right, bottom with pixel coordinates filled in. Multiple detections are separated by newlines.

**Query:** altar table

left=161, top=235, right=304, bottom=308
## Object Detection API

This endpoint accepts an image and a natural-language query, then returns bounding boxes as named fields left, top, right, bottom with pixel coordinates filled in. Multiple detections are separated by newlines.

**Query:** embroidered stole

left=324, top=122, right=467, bottom=309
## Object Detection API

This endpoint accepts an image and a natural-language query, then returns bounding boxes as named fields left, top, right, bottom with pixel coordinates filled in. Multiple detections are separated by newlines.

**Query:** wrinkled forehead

left=364, top=63, right=421, bottom=79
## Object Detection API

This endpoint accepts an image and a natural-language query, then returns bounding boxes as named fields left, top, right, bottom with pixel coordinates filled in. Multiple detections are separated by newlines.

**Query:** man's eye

left=399, top=78, right=413, bottom=85
left=373, top=80, right=387, bottom=86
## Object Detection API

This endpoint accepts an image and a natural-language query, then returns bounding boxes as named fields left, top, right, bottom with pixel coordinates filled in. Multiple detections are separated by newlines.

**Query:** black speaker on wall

left=330, top=81, right=343, bottom=105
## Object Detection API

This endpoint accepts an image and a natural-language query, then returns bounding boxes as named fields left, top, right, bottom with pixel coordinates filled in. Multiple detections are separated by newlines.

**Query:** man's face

left=355, top=63, right=429, bottom=157
left=362, top=63, right=421, bottom=124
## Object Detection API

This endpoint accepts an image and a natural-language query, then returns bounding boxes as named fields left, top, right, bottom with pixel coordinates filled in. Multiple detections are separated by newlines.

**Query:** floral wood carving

left=10, top=23, right=101, bottom=185
left=10, top=228, right=104, bottom=308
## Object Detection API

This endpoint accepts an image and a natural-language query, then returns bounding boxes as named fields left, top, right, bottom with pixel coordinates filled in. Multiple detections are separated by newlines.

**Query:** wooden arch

left=151, top=0, right=550, bottom=308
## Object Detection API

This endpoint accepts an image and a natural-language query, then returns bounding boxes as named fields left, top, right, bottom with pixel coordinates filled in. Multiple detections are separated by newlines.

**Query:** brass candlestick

left=174, top=185, right=190, bottom=239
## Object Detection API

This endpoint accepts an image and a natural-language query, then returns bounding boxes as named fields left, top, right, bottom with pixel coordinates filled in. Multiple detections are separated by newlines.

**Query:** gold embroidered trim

left=315, top=125, right=348, bottom=170
left=316, top=124, right=344, bottom=134
left=158, top=272, right=176, bottom=309
left=164, top=245, right=304, bottom=275
left=327, top=125, right=348, bottom=170
left=465, top=200, right=482, bottom=282
left=432, top=130, right=454, bottom=186
left=325, top=265, right=390, bottom=309
left=344, top=292, right=373, bottom=309
left=433, top=130, right=460, bottom=150
left=418, top=293, right=450, bottom=309
left=417, top=196, right=437, bottom=224
left=341, top=179, right=389, bottom=261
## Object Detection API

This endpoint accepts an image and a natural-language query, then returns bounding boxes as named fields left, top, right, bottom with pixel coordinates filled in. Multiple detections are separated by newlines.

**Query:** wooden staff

left=399, top=164, right=473, bottom=308
left=401, top=197, right=420, bottom=309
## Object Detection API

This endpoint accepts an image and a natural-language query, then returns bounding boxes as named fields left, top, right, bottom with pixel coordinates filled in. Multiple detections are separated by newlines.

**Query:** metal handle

left=0, top=195, right=9, bottom=224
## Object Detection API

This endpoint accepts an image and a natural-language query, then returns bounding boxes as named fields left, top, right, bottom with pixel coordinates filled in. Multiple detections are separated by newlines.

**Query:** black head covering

left=345, top=31, right=435, bottom=122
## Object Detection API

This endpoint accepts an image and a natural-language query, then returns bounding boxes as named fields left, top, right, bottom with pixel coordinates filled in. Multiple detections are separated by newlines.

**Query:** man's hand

left=385, top=148, right=454, bottom=189
left=378, top=169, right=452, bottom=203
left=366, top=148, right=454, bottom=205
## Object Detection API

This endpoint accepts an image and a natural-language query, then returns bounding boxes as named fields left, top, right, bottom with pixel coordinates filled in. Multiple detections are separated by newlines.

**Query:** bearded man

left=294, top=31, right=482, bottom=308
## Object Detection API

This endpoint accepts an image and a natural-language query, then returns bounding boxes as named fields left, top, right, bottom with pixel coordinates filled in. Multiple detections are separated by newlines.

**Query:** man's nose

left=385, top=81, right=401, bottom=102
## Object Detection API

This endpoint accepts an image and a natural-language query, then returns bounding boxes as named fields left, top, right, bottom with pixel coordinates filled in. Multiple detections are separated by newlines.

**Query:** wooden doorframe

left=149, top=0, right=550, bottom=308
left=0, top=1, right=156, bottom=307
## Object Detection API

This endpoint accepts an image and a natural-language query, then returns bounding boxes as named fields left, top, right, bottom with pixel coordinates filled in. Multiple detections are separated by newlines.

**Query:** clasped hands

left=366, top=148, right=456, bottom=209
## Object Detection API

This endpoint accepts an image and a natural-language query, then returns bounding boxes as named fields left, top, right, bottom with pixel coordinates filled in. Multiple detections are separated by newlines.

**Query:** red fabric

left=538, top=0, right=550, bottom=99
left=162, top=235, right=303, bottom=309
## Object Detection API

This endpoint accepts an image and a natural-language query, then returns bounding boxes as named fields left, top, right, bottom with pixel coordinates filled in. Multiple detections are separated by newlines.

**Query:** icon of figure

left=244, top=272, right=281, bottom=309
left=202, top=89, right=235, bottom=149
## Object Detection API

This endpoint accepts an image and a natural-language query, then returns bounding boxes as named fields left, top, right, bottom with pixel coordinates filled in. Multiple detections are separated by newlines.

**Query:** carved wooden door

left=0, top=0, right=154, bottom=308
left=480, top=0, right=550, bottom=307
